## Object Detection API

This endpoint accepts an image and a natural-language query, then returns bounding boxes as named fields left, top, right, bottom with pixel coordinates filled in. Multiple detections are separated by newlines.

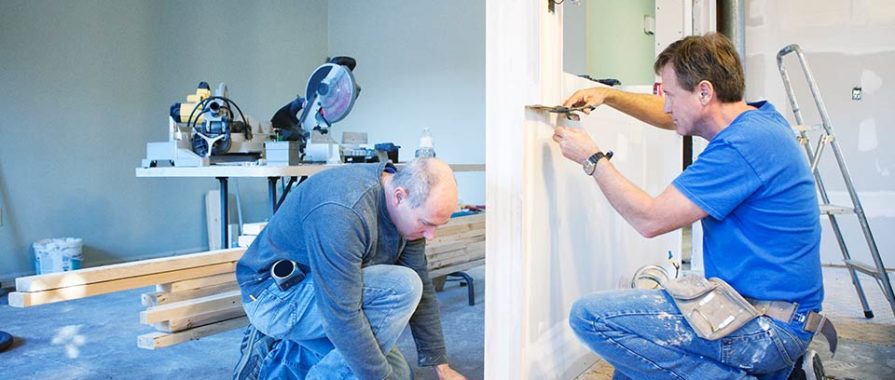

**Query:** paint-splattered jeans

left=243, top=265, right=420, bottom=379
left=569, top=289, right=813, bottom=380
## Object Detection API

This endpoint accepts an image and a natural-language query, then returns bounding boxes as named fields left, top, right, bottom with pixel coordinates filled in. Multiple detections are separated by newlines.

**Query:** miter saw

left=141, top=57, right=360, bottom=167
left=142, top=82, right=269, bottom=167
left=270, top=56, right=362, bottom=162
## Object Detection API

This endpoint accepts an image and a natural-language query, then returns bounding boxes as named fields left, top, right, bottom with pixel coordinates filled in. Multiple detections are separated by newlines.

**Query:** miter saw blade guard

left=270, top=56, right=361, bottom=161
left=300, top=57, right=361, bottom=135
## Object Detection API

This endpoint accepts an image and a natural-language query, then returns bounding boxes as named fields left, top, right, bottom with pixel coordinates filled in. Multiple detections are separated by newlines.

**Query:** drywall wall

left=326, top=0, right=485, bottom=205
left=485, top=3, right=681, bottom=378
left=744, top=0, right=895, bottom=268
left=522, top=77, right=681, bottom=379
left=0, top=0, right=328, bottom=278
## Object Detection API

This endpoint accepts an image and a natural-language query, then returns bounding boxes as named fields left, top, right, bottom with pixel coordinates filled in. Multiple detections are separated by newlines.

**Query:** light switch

left=644, top=15, right=656, bottom=35
left=852, top=86, right=863, bottom=101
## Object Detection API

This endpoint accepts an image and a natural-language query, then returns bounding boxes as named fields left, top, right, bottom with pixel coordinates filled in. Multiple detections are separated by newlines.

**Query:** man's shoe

left=789, top=350, right=825, bottom=380
left=232, top=324, right=277, bottom=380
left=0, top=331, right=13, bottom=352
left=805, top=350, right=826, bottom=380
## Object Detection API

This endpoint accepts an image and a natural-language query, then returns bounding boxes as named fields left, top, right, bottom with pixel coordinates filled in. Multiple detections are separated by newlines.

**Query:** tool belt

left=748, top=298, right=838, bottom=355
left=664, top=275, right=760, bottom=340
left=663, top=275, right=837, bottom=354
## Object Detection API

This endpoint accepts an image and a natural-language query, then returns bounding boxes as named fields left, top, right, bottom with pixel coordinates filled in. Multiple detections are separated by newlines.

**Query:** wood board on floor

left=15, top=248, right=245, bottom=292
left=9, top=261, right=238, bottom=307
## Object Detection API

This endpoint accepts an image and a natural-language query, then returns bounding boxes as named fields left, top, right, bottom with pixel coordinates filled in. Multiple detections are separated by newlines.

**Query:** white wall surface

left=485, top=3, right=681, bottom=377
left=521, top=77, right=681, bottom=378
left=745, top=0, right=895, bottom=268
left=327, top=0, right=486, bottom=205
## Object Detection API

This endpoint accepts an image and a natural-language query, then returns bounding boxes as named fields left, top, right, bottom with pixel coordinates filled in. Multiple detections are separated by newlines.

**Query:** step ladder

left=777, top=44, right=895, bottom=318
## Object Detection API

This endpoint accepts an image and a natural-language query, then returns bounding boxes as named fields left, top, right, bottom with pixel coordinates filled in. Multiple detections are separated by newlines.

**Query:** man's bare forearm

left=591, top=159, right=661, bottom=237
left=603, top=89, right=674, bottom=130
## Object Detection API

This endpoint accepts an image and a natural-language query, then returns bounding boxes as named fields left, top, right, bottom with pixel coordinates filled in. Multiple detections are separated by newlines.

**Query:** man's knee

left=569, top=292, right=634, bottom=338
left=569, top=297, right=600, bottom=337
left=363, top=265, right=423, bottom=309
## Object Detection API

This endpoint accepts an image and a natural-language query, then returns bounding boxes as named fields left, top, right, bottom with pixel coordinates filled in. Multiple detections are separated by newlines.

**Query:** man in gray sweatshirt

left=234, top=158, right=466, bottom=379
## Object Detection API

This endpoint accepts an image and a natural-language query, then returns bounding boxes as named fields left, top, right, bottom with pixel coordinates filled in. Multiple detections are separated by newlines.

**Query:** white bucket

left=33, top=237, right=83, bottom=274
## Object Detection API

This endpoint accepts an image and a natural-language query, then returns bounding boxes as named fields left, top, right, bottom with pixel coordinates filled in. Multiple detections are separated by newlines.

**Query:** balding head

left=384, top=158, right=459, bottom=240
left=389, top=158, right=458, bottom=208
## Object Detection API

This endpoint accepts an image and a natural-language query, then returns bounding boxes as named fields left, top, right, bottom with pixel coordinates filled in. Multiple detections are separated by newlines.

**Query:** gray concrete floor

left=0, top=266, right=485, bottom=380
left=577, top=267, right=895, bottom=380
left=3, top=266, right=893, bottom=379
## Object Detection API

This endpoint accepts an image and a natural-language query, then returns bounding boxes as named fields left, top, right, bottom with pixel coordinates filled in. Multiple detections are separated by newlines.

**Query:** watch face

left=583, top=159, right=596, bottom=175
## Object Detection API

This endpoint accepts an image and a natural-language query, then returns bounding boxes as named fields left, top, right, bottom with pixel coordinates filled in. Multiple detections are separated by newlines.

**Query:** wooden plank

left=429, top=228, right=485, bottom=245
left=426, top=235, right=486, bottom=256
left=433, top=216, right=485, bottom=237
left=16, top=248, right=245, bottom=292
left=142, top=282, right=239, bottom=307
left=440, top=214, right=484, bottom=228
left=429, top=242, right=486, bottom=270
left=430, top=248, right=484, bottom=268
left=155, top=305, right=246, bottom=333
left=141, top=290, right=242, bottom=324
left=8, top=262, right=236, bottom=308
left=429, top=259, right=485, bottom=278
left=429, top=239, right=487, bottom=258
left=156, top=272, right=236, bottom=293
left=137, top=316, right=249, bottom=350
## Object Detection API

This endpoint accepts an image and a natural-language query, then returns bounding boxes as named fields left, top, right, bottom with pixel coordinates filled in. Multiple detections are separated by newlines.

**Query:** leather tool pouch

left=664, top=274, right=761, bottom=340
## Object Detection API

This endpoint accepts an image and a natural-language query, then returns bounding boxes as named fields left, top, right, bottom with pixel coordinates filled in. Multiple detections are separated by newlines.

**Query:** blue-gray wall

left=0, top=0, right=329, bottom=277
left=326, top=0, right=485, bottom=206
left=0, top=0, right=486, bottom=279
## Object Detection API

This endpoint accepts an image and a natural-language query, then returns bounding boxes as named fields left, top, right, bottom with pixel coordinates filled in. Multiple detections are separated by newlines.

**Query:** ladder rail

left=776, top=44, right=895, bottom=317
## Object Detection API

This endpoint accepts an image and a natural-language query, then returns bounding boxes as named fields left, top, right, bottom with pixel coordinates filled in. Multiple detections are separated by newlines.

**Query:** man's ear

left=698, top=81, right=713, bottom=105
left=393, top=187, right=407, bottom=205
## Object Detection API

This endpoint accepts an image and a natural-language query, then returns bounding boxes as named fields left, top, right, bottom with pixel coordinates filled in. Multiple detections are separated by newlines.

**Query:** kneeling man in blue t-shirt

left=552, top=33, right=827, bottom=379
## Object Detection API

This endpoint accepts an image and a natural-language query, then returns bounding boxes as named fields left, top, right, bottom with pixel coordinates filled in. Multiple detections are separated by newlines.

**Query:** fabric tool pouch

left=664, top=274, right=761, bottom=340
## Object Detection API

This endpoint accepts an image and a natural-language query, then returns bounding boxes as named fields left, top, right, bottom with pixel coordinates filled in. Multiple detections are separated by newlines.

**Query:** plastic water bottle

left=415, top=128, right=436, bottom=158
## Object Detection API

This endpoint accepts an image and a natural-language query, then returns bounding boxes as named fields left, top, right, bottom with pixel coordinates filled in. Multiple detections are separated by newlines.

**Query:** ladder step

left=819, top=204, right=854, bottom=215
left=791, top=124, right=820, bottom=132
left=845, top=259, right=880, bottom=277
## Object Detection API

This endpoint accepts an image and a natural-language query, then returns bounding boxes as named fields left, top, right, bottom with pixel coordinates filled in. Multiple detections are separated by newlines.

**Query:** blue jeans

left=243, top=264, right=422, bottom=379
left=569, top=289, right=812, bottom=380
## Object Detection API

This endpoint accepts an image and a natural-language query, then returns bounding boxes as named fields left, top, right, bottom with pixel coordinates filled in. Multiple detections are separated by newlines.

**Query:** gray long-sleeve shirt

left=236, top=162, right=448, bottom=379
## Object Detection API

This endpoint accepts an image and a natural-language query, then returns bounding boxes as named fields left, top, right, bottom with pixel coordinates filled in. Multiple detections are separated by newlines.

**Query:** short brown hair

left=654, top=33, right=744, bottom=103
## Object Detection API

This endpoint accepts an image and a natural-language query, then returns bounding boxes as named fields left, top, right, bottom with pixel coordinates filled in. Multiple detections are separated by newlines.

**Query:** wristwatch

left=582, top=150, right=613, bottom=176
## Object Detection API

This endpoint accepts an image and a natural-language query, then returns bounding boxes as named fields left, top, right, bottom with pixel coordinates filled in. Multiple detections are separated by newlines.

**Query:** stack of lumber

left=137, top=269, right=246, bottom=350
left=426, top=212, right=486, bottom=279
left=8, top=248, right=247, bottom=350
left=9, top=248, right=244, bottom=308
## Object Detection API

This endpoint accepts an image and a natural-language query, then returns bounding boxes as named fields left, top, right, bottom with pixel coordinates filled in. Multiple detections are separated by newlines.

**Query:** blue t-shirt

left=673, top=101, right=823, bottom=313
